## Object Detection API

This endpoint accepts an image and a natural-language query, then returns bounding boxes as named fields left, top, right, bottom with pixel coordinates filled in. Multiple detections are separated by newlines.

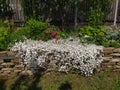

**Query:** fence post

left=114, top=0, right=119, bottom=26
left=74, top=1, right=78, bottom=28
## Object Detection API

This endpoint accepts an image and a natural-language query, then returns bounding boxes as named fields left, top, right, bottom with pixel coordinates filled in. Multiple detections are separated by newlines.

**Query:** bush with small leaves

left=11, top=38, right=103, bottom=76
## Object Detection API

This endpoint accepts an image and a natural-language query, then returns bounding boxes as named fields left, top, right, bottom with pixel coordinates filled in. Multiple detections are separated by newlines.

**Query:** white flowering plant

left=11, top=38, right=103, bottom=76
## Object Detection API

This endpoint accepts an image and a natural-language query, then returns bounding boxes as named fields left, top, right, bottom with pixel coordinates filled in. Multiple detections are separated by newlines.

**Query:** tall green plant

left=0, top=27, right=9, bottom=50
left=79, top=0, right=113, bottom=26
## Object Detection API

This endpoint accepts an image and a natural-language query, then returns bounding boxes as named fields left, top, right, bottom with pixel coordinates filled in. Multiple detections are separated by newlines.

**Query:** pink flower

left=39, top=38, right=43, bottom=41
left=51, top=31, right=56, bottom=37
left=54, top=36, right=58, bottom=40
left=45, top=30, right=51, bottom=34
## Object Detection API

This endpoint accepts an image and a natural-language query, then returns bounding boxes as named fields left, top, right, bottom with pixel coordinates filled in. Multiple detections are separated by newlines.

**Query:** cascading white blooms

left=11, top=39, right=103, bottom=76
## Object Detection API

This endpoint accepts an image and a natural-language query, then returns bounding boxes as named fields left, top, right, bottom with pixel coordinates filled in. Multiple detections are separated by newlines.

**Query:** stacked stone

left=0, top=51, right=24, bottom=75
left=101, top=48, right=120, bottom=71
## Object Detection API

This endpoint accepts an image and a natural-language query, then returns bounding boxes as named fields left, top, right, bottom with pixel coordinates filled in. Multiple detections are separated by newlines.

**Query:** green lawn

left=0, top=70, right=120, bottom=90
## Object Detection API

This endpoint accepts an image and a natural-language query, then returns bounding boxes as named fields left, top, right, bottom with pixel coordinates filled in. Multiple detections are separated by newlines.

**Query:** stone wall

left=0, top=48, right=120, bottom=75
left=0, top=51, right=24, bottom=75
left=101, top=48, right=120, bottom=71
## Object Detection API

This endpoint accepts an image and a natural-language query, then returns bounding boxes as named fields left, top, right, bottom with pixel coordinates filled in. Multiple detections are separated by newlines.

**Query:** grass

left=0, top=70, right=120, bottom=90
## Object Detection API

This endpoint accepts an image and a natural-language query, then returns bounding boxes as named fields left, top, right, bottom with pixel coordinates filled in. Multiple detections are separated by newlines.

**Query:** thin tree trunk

left=114, top=0, right=119, bottom=26
left=74, top=2, right=78, bottom=28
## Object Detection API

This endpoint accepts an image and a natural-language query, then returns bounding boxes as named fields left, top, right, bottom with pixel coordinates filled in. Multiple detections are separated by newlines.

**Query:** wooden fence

left=106, top=0, right=120, bottom=22
left=9, top=0, right=25, bottom=26
left=7, top=0, right=120, bottom=25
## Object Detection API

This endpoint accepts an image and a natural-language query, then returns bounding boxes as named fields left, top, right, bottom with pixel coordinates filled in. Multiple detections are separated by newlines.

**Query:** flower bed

left=11, top=39, right=103, bottom=76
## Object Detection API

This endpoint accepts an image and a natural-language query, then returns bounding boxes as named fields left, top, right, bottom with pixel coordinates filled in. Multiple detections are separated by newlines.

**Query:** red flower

left=54, top=36, right=58, bottom=40
left=39, top=37, right=43, bottom=41
left=51, top=31, right=56, bottom=37
left=45, top=30, right=51, bottom=34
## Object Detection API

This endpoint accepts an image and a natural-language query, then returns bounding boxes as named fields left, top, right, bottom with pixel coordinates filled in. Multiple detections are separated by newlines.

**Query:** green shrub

left=0, top=19, right=15, bottom=50
left=9, top=19, right=69, bottom=44
left=0, top=20, right=3, bottom=27
left=102, top=26, right=120, bottom=47
left=78, top=26, right=106, bottom=45
left=0, top=27, right=9, bottom=50
left=103, top=40, right=120, bottom=48
left=26, top=19, right=49, bottom=40
left=80, top=0, right=113, bottom=26
left=87, top=9, right=104, bottom=26
left=9, top=27, right=30, bottom=45
left=105, top=26, right=120, bottom=41
left=25, top=19, right=69, bottom=41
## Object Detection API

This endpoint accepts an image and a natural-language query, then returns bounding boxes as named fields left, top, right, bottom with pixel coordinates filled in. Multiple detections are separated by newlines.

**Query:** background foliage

left=20, top=0, right=113, bottom=26
left=0, top=0, right=13, bottom=19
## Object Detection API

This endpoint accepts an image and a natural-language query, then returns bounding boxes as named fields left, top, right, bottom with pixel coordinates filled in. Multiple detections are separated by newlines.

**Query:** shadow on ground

left=0, top=78, right=6, bottom=90
left=58, top=81, right=72, bottom=90
left=11, top=73, right=42, bottom=90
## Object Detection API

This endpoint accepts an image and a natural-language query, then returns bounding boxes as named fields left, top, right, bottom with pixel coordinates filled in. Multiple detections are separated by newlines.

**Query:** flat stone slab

left=113, top=48, right=120, bottom=53
left=111, top=59, right=120, bottom=63
left=0, top=56, right=15, bottom=62
left=0, top=56, right=15, bottom=59
left=1, top=62, right=15, bottom=66
left=114, top=65, right=120, bottom=69
left=103, top=47, right=115, bottom=56
left=3, top=71, right=11, bottom=74
left=0, top=51, right=7, bottom=56
left=0, top=59, right=3, bottom=64
left=1, top=68, right=13, bottom=71
left=14, top=70, right=22, bottom=73
left=111, top=53, right=120, bottom=58
left=103, top=57, right=112, bottom=62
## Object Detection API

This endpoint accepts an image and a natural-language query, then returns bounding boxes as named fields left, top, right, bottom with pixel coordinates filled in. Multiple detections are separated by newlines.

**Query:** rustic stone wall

left=0, top=48, right=120, bottom=75
left=0, top=51, right=24, bottom=75
left=101, top=48, right=120, bottom=71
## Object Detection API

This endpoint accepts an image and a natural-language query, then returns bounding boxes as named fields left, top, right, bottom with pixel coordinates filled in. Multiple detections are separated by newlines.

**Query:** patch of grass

left=0, top=71, right=120, bottom=90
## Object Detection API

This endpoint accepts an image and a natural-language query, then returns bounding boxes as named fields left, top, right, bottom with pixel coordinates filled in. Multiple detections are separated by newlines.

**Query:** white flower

left=11, top=38, right=103, bottom=76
